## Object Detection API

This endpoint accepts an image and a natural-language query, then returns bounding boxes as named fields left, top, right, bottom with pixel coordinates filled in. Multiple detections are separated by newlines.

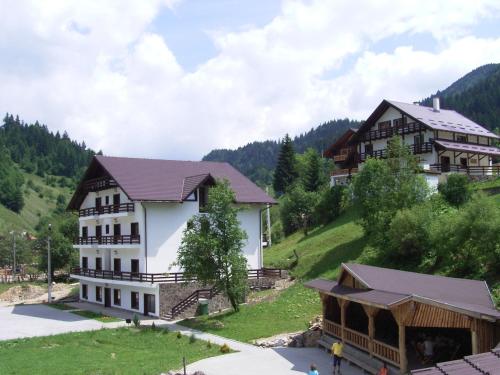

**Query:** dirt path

left=0, top=282, right=77, bottom=305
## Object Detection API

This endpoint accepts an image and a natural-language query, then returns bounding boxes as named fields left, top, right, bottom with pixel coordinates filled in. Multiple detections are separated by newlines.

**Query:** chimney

left=433, top=97, right=440, bottom=112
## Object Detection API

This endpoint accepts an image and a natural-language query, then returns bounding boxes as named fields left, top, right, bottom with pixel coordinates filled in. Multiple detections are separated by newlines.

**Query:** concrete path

left=0, top=304, right=123, bottom=341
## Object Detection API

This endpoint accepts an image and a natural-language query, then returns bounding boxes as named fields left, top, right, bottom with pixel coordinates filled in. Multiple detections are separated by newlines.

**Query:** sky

left=1, top=0, right=500, bottom=160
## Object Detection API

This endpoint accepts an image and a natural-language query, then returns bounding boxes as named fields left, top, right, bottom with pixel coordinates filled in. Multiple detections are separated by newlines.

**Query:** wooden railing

left=78, top=203, right=135, bottom=217
left=361, top=122, right=424, bottom=141
left=165, top=285, right=219, bottom=320
left=430, top=164, right=500, bottom=176
left=323, top=319, right=341, bottom=338
left=71, top=267, right=283, bottom=284
left=331, top=168, right=358, bottom=176
left=74, top=235, right=140, bottom=245
left=344, top=327, right=369, bottom=351
left=360, top=142, right=433, bottom=161
left=70, top=267, right=172, bottom=283
left=373, top=339, right=400, bottom=367
left=82, top=177, right=118, bottom=192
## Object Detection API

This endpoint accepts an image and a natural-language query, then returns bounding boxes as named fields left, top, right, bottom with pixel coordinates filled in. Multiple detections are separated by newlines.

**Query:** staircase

left=162, top=286, right=219, bottom=321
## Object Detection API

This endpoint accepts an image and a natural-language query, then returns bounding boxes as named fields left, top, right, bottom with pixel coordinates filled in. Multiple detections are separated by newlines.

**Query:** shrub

left=189, top=333, right=197, bottom=344
left=132, top=313, right=140, bottom=328
left=206, top=340, right=212, bottom=349
left=280, top=185, right=319, bottom=235
left=438, top=173, right=471, bottom=206
left=314, top=186, right=345, bottom=225
left=220, top=343, right=231, bottom=353
left=176, top=331, right=182, bottom=339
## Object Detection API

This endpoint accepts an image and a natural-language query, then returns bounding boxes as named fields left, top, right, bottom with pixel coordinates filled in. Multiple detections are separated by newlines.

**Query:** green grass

left=180, top=209, right=371, bottom=342
left=70, top=310, right=121, bottom=323
left=0, top=327, right=224, bottom=375
left=0, top=172, right=72, bottom=233
left=471, top=176, right=500, bottom=191
left=46, top=303, right=75, bottom=311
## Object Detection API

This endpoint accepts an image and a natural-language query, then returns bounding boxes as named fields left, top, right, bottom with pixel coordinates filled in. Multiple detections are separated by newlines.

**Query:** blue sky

left=0, top=0, right=499, bottom=160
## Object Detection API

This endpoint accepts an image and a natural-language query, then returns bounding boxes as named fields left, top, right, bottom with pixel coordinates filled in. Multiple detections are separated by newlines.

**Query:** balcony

left=429, top=164, right=500, bottom=176
left=361, top=122, right=424, bottom=142
left=79, top=203, right=135, bottom=217
left=360, top=142, right=433, bottom=161
left=71, top=267, right=173, bottom=283
left=74, top=235, right=140, bottom=246
left=82, top=176, right=118, bottom=192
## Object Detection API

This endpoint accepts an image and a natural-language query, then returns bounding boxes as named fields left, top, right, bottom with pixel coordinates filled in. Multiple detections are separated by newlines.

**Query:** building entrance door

left=104, top=288, right=111, bottom=308
left=441, top=156, right=451, bottom=172
left=144, top=294, right=156, bottom=316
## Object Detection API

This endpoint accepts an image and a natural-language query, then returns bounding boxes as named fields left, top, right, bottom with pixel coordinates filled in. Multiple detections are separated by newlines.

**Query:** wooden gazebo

left=305, top=263, right=500, bottom=374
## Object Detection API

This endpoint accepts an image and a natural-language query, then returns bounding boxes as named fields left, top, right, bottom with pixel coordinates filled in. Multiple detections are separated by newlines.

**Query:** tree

left=280, top=185, right=319, bottom=235
left=438, top=173, right=471, bottom=206
left=177, top=180, right=248, bottom=311
left=352, top=137, right=429, bottom=245
left=314, top=186, right=345, bottom=225
left=302, top=148, right=326, bottom=192
left=273, top=134, right=298, bottom=195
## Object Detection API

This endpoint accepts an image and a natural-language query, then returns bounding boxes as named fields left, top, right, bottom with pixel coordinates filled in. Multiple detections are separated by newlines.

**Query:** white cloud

left=0, top=0, right=499, bottom=160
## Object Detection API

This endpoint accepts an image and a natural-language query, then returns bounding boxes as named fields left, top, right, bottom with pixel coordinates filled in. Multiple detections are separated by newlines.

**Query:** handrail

left=372, top=339, right=400, bottom=367
left=74, top=235, right=140, bottom=245
left=360, top=142, right=433, bottom=161
left=168, top=285, right=219, bottom=319
left=323, top=319, right=341, bottom=337
left=79, top=203, right=135, bottom=217
left=361, top=122, right=424, bottom=141
left=430, top=164, right=500, bottom=175
left=344, top=326, right=369, bottom=350
left=82, top=177, right=118, bottom=192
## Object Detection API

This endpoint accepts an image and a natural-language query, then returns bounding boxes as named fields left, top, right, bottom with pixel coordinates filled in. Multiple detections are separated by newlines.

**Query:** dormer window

left=199, top=186, right=209, bottom=212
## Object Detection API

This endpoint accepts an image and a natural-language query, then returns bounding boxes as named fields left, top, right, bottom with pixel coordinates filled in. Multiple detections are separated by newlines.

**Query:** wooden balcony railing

left=360, top=142, right=433, bottom=161
left=70, top=267, right=284, bottom=284
left=82, top=177, right=118, bottom=192
left=361, top=122, right=424, bottom=142
left=74, top=235, right=140, bottom=245
left=344, top=326, right=369, bottom=351
left=322, top=319, right=400, bottom=367
left=331, top=168, right=358, bottom=177
left=430, top=164, right=500, bottom=176
left=78, top=203, right=135, bottom=217
left=373, top=339, right=400, bottom=367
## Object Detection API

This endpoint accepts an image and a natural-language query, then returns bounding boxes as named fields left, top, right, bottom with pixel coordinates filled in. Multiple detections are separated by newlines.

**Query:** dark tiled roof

left=411, top=350, right=500, bottom=375
left=434, top=140, right=500, bottom=156
left=304, top=279, right=409, bottom=308
left=387, top=100, right=499, bottom=139
left=324, top=128, right=358, bottom=158
left=69, top=156, right=276, bottom=209
left=306, top=264, right=500, bottom=320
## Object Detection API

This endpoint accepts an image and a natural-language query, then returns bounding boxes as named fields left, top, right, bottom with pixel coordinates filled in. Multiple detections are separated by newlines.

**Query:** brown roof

left=324, top=128, right=358, bottom=158
left=434, top=139, right=500, bottom=156
left=68, top=156, right=276, bottom=209
left=306, top=263, right=500, bottom=320
left=411, top=349, right=500, bottom=375
left=354, top=100, right=499, bottom=141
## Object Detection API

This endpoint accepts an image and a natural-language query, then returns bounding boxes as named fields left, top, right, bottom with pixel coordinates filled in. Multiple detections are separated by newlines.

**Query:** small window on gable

left=457, top=135, right=467, bottom=143
left=378, top=121, right=391, bottom=130
left=199, top=186, right=209, bottom=212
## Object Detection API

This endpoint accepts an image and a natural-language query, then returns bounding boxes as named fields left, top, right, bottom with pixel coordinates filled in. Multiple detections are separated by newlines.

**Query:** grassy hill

left=0, top=172, right=72, bottom=233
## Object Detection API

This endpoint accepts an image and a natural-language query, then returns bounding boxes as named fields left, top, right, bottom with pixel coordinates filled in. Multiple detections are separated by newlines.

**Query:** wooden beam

left=363, top=305, right=379, bottom=357
left=471, top=319, right=479, bottom=355
left=339, top=298, right=350, bottom=343
left=398, top=322, right=407, bottom=374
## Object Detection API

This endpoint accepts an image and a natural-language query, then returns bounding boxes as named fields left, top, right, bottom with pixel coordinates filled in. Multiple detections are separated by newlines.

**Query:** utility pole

left=47, top=224, right=52, bottom=303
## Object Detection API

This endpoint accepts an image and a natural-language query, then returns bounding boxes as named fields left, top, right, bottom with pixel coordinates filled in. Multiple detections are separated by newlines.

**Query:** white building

left=68, top=156, right=275, bottom=317
left=326, top=98, right=500, bottom=189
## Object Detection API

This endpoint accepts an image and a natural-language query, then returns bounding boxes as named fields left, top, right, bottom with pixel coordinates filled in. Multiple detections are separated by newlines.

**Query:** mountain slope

left=203, top=118, right=360, bottom=186
left=421, top=63, right=500, bottom=131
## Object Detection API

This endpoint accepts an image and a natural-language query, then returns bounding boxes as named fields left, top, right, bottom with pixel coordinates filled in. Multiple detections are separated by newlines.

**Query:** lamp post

left=47, top=224, right=52, bottom=303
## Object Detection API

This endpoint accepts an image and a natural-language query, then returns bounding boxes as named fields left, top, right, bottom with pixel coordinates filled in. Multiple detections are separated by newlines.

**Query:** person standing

left=331, top=340, right=343, bottom=374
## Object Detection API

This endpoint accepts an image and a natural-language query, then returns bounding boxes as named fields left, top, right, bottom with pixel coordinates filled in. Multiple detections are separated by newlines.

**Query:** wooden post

left=471, top=319, right=479, bottom=355
left=398, top=322, right=407, bottom=374
left=339, top=299, right=349, bottom=343
left=362, top=305, right=379, bottom=358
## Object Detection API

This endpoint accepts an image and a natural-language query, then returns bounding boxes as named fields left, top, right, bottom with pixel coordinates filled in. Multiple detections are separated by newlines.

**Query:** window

left=131, top=292, right=139, bottom=310
left=131, top=259, right=139, bottom=274
left=82, top=257, right=88, bottom=269
left=95, top=257, right=102, bottom=271
left=96, top=286, right=102, bottom=302
left=82, top=284, right=88, bottom=299
left=113, top=224, right=121, bottom=244
left=393, top=118, right=404, bottom=128
left=457, top=135, right=467, bottom=143
left=105, top=196, right=109, bottom=205
left=199, top=186, right=209, bottom=212
left=378, top=121, right=391, bottom=130
left=113, top=258, right=121, bottom=273
left=460, top=158, right=467, bottom=168
left=95, top=225, right=102, bottom=239
left=130, top=222, right=139, bottom=237
left=414, top=134, right=424, bottom=145
left=105, top=224, right=109, bottom=235
left=82, top=226, right=88, bottom=238
left=95, top=197, right=102, bottom=209
left=364, top=144, right=373, bottom=155
left=113, top=289, right=121, bottom=306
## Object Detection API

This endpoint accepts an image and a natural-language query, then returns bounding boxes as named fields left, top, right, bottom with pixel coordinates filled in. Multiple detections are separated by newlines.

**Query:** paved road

left=0, top=304, right=122, bottom=341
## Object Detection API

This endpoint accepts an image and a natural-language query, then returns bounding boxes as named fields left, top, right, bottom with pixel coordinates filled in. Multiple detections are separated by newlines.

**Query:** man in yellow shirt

left=331, top=340, right=343, bottom=374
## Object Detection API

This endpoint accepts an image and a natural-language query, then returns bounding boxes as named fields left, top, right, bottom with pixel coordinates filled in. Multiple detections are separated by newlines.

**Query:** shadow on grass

left=181, top=310, right=239, bottom=332
left=301, top=235, right=369, bottom=281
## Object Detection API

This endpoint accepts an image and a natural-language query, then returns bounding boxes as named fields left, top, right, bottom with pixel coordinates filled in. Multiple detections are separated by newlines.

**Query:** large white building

left=326, top=98, right=500, bottom=188
left=68, top=156, right=275, bottom=317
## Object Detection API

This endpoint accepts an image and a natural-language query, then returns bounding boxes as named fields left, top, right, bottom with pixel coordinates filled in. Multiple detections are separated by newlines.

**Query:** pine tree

left=303, top=148, right=324, bottom=192
left=273, top=134, right=298, bottom=195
